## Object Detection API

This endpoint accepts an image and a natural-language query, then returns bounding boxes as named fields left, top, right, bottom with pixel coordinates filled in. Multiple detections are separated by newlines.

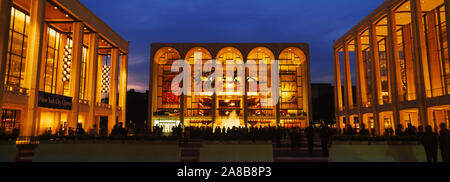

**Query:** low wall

left=330, top=141, right=443, bottom=162
left=33, top=141, right=180, bottom=162
left=200, top=141, right=273, bottom=162
left=0, top=141, right=16, bottom=162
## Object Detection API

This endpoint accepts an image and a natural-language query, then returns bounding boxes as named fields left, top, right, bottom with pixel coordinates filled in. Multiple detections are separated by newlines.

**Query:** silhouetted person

left=89, top=124, right=98, bottom=136
left=75, top=123, right=85, bottom=136
left=305, top=125, right=315, bottom=156
left=359, top=124, right=369, bottom=136
left=439, top=123, right=450, bottom=162
left=418, top=126, right=424, bottom=137
left=58, top=124, right=65, bottom=136
left=68, top=127, right=75, bottom=137
left=405, top=123, right=417, bottom=136
left=111, top=123, right=119, bottom=136
left=421, top=125, right=438, bottom=163
left=344, top=124, right=354, bottom=135
left=396, top=124, right=404, bottom=136
left=320, top=125, right=330, bottom=156
left=275, top=127, right=281, bottom=148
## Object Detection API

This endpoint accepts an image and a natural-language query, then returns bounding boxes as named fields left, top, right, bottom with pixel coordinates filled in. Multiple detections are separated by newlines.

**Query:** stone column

left=354, top=33, right=363, bottom=126
left=0, top=0, right=12, bottom=121
left=243, top=58, right=249, bottom=127
left=446, top=0, right=450, bottom=95
left=369, top=22, right=381, bottom=135
left=96, top=55, right=103, bottom=103
left=108, top=48, right=119, bottom=133
left=387, top=9, right=401, bottom=129
left=343, top=44, right=353, bottom=125
left=305, top=50, right=313, bottom=125
left=119, top=54, right=128, bottom=127
left=403, top=25, right=416, bottom=101
left=148, top=54, right=158, bottom=132
left=87, top=33, right=99, bottom=132
left=68, top=22, right=84, bottom=130
left=333, top=48, right=342, bottom=132
left=21, top=0, right=46, bottom=137
left=411, top=0, right=429, bottom=127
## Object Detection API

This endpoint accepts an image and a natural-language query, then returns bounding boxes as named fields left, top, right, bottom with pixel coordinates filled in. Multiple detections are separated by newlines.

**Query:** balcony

left=96, top=102, right=112, bottom=109
left=3, top=85, right=28, bottom=95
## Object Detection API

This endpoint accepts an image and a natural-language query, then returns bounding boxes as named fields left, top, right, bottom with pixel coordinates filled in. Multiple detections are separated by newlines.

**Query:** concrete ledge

left=330, top=143, right=443, bottom=162
left=33, top=143, right=180, bottom=162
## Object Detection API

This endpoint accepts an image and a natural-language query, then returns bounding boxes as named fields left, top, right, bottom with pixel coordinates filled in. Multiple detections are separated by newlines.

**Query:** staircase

left=179, top=139, right=203, bottom=162
left=273, top=133, right=330, bottom=162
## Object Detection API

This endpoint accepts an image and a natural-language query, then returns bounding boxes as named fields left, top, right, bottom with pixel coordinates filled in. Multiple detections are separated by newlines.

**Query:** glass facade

left=43, top=27, right=61, bottom=94
left=151, top=45, right=310, bottom=130
left=335, top=0, right=450, bottom=134
left=5, top=7, right=29, bottom=88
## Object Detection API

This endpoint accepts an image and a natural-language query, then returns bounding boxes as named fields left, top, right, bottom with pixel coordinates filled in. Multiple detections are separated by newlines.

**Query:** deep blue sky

left=79, top=0, right=384, bottom=92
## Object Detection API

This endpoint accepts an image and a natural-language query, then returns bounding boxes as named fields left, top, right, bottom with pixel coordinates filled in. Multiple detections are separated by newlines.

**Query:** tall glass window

left=279, top=48, right=305, bottom=120
left=79, top=46, right=88, bottom=100
left=436, top=5, right=449, bottom=95
left=155, top=48, right=181, bottom=116
left=5, top=7, right=29, bottom=88
left=185, top=47, right=213, bottom=119
left=43, top=27, right=61, bottom=94
left=247, top=47, right=275, bottom=118
left=361, top=29, right=372, bottom=106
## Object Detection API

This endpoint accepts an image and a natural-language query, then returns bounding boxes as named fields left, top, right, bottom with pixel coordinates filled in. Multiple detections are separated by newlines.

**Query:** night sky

left=79, top=0, right=385, bottom=92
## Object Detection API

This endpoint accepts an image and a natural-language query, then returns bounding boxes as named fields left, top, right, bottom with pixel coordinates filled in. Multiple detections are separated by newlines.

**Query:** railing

left=399, top=92, right=417, bottom=102
left=3, top=85, right=28, bottom=95
left=426, top=88, right=446, bottom=98
left=79, top=99, right=89, bottom=105
left=96, top=102, right=112, bottom=109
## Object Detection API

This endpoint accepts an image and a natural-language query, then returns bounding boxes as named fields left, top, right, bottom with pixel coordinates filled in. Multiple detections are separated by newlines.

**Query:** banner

left=38, top=92, right=72, bottom=110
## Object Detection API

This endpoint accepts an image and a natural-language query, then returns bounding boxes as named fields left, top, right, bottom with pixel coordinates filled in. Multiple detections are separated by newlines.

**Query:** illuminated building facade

left=0, top=0, right=129, bottom=136
left=149, top=43, right=311, bottom=132
left=334, top=0, right=450, bottom=135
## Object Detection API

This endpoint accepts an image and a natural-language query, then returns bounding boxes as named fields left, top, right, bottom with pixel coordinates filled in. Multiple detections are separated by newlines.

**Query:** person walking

left=421, top=125, right=438, bottom=162
left=305, top=125, right=315, bottom=156
left=320, top=124, right=330, bottom=156
left=439, top=123, right=450, bottom=162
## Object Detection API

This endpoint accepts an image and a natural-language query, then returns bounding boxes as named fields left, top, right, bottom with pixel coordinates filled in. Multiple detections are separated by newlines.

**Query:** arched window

left=153, top=47, right=182, bottom=118
left=279, top=47, right=307, bottom=127
left=215, top=47, right=244, bottom=126
left=247, top=47, right=276, bottom=120
left=184, top=47, right=214, bottom=120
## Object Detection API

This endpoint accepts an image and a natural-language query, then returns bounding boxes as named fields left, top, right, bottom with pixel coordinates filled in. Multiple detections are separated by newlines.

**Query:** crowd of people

left=341, top=122, right=450, bottom=162
left=170, top=124, right=334, bottom=156
left=11, top=120, right=449, bottom=162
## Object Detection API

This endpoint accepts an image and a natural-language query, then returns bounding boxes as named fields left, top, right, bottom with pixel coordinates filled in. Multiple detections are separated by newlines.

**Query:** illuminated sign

left=38, top=92, right=72, bottom=110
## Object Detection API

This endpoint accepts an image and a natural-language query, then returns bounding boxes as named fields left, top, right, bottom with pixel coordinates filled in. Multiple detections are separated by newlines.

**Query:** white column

left=21, top=0, right=46, bottom=137
left=68, top=22, right=84, bottom=130
left=119, top=54, right=128, bottom=126
left=0, top=0, right=12, bottom=119
left=108, top=48, right=119, bottom=134
left=87, top=33, right=99, bottom=131
left=411, top=0, right=429, bottom=127
left=369, top=22, right=381, bottom=135
left=387, top=9, right=401, bottom=129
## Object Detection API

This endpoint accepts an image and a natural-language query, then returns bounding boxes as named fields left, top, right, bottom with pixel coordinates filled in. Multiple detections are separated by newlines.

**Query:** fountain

left=220, top=110, right=240, bottom=129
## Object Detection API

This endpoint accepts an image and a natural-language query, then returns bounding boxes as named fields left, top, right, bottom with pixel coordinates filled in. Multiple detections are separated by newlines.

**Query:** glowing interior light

left=102, top=65, right=111, bottom=93
left=62, top=38, right=72, bottom=82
